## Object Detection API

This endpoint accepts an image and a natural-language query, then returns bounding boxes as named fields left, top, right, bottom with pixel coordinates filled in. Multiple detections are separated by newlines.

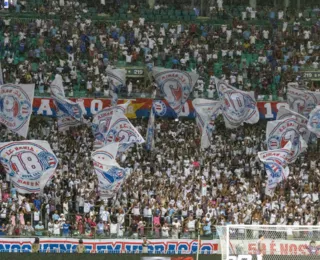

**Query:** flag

left=50, top=74, right=65, bottom=97
left=266, top=117, right=308, bottom=163
left=92, top=143, right=130, bottom=198
left=152, top=67, right=199, bottom=116
left=104, top=109, right=145, bottom=153
left=258, top=142, right=292, bottom=196
left=0, top=140, right=58, bottom=194
left=92, top=101, right=130, bottom=148
left=215, top=77, right=259, bottom=128
left=0, top=83, right=34, bottom=138
left=146, top=103, right=155, bottom=151
left=287, top=85, right=320, bottom=117
left=276, top=107, right=310, bottom=143
left=106, top=69, right=126, bottom=107
left=192, top=98, right=222, bottom=149
left=307, top=105, right=320, bottom=138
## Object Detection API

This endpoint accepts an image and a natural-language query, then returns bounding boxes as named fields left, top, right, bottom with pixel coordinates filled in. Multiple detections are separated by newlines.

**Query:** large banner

left=0, top=140, right=58, bottom=193
left=33, top=98, right=290, bottom=120
left=0, top=238, right=219, bottom=254
left=0, top=84, right=34, bottom=137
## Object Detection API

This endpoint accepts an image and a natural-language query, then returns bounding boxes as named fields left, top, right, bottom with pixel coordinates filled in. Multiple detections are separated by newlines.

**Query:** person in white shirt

left=127, top=81, right=133, bottom=97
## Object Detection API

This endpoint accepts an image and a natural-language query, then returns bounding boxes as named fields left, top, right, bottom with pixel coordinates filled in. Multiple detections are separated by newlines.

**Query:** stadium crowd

left=0, top=0, right=319, bottom=99
left=0, top=117, right=319, bottom=239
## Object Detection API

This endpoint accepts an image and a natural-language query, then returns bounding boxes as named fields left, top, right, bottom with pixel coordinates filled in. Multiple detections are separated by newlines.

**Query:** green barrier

left=0, top=254, right=220, bottom=260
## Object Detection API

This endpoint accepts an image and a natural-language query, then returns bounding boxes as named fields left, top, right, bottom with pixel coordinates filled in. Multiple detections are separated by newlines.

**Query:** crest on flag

left=266, top=117, right=307, bottom=163
left=215, top=78, right=259, bottom=128
left=0, top=84, right=34, bottom=138
left=152, top=67, right=199, bottom=116
left=307, top=105, right=320, bottom=138
left=0, top=140, right=58, bottom=194
left=287, top=84, right=320, bottom=117
left=192, top=98, right=222, bottom=149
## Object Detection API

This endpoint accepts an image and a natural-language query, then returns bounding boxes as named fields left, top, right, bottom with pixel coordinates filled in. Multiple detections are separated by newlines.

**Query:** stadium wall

left=33, top=97, right=289, bottom=119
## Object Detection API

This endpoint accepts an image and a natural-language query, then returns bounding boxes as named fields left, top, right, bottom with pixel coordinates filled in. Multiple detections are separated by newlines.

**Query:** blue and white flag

left=105, top=109, right=145, bottom=154
left=276, top=107, right=310, bottom=143
left=258, top=142, right=292, bottom=196
left=215, top=78, right=259, bottom=128
left=287, top=84, right=320, bottom=117
left=266, top=117, right=308, bottom=163
left=146, top=103, right=155, bottom=151
left=192, top=98, right=222, bottom=149
left=152, top=67, right=199, bottom=116
left=0, top=140, right=58, bottom=194
left=92, top=101, right=130, bottom=149
left=50, top=74, right=81, bottom=131
left=0, top=84, right=34, bottom=138
left=106, top=69, right=126, bottom=107
left=307, top=105, right=320, bottom=138
left=92, top=143, right=130, bottom=198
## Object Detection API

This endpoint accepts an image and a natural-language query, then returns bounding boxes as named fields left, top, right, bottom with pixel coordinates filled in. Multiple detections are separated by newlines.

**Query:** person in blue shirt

left=33, top=197, right=41, bottom=211
left=10, top=187, right=16, bottom=200
left=52, top=211, right=60, bottom=222
left=62, top=221, right=71, bottom=237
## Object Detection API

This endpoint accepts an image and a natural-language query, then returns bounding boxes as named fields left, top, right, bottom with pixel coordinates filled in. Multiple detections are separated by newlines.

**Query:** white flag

left=0, top=62, right=4, bottom=85
left=152, top=67, right=199, bottom=116
left=192, top=98, right=221, bottom=149
left=106, top=69, right=126, bottom=107
left=276, top=107, right=310, bottom=143
left=307, top=105, right=320, bottom=138
left=215, top=78, right=259, bottom=128
left=266, top=117, right=307, bottom=163
left=0, top=140, right=58, bottom=194
left=0, top=84, right=35, bottom=138
left=287, top=84, right=320, bottom=117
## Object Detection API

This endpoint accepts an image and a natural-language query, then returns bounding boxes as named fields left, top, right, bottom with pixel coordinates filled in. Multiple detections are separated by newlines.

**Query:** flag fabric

left=0, top=140, right=58, bottom=194
left=258, top=142, right=292, bottom=196
left=0, top=84, right=34, bottom=138
left=192, top=98, right=222, bottom=149
left=276, top=107, right=310, bottom=143
left=307, top=105, right=320, bottom=138
left=146, top=103, right=155, bottom=151
left=106, top=69, right=126, bottom=107
left=266, top=117, right=308, bottom=163
left=50, top=74, right=65, bottom=97
left=215, top=78, right=259, bottom=128
left=104, top=109, right=145, bottom=153
left=92, top=143, right=130, bottom=198
left=92, top=101, right=130, bottom=148
left=152, top=67, right=199, bottom=116
left=0, top=62, right=4, bottom=85
left=287, top=85, right=320, bottom=117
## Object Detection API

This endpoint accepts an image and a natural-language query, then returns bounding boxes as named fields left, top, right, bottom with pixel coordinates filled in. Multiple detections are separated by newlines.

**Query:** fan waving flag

left=215, top=78, right=259, bottom=128
left=152, top=67, right=199, bottom=117
left=106, top=69, right=126, bottom=107
left=276, top=107, right=310, bottom=143
left=307, top=105, right=320, bottom=138
left=146, top=103, right=156, bottom=151
left=92, top=101, right=130, bottom=149
left=0, top=84, right=34, bottom=138
left=192, top=98, right=222, bottom=149
left=266, top=117, right=307, bottom=163
left=0, top=140, right=58, bottom=194
left=258, top=142, right=292, bottom=197
left=92, top=143, right=130, bottom=198
left=287, top=84, right=320, bottom=117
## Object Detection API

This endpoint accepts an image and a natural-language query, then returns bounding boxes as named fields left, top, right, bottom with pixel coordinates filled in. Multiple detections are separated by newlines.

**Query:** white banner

left=215, top=78, right=259, bottom=128
left=92, top=101, right=130, bottom=148
left=307, top=105, right=320, bottom=138
left=266, top=117, right=307, bottom=163
left=152, top=67, right=199, bottom=116
left=276, top=107, right=310, bottom=143
left=287, top=85, right=320, bottom=117
left=0, top=140, right=58, bottom=194
left=192, top=98, right=222, bottom=149
left=0, top=84, right=35, bottom=137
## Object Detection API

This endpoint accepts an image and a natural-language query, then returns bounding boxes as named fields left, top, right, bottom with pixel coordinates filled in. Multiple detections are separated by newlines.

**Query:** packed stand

left=0, top=1, right=319, bottom=99
left=0, top=116, right=319, bottom=239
